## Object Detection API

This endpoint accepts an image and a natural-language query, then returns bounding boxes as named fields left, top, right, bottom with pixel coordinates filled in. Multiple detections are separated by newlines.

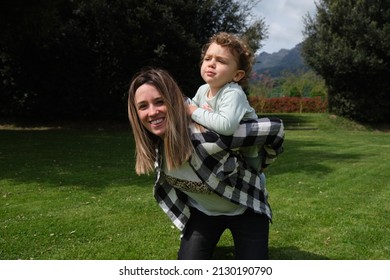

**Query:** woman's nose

left=149, top=105, right=159, bottom=115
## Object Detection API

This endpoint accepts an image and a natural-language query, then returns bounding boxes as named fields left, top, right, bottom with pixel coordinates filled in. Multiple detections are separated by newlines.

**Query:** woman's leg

left=178, top=208, right=226, bottom=260
left=230, top=210, right=270, bottom=260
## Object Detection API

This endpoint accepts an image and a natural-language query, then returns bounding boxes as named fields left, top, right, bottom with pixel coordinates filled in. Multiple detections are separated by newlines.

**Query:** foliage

left=249, top=70, right=327, bottom=113
left=279, top=70, right=327, bottom=113
left=302, top=0, right=390, bottom=123
left=248, top=96, right=327, bottom=114
left=1, top=117, right=389, bottom=260
left=249, top=71, right=275, bottom=97
left=248, top=71, right=275, bottom=112
left=0, top=0, right=266, bottom=120
left=280, top=70, right=327, bottom=99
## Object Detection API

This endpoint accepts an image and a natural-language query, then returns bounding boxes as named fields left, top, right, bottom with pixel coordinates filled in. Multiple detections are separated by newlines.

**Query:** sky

left=253, top=0, right=317, bottom=53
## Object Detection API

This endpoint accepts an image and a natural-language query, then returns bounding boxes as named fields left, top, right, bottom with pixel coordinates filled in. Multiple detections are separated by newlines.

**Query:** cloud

left=253, top=0, right=317, bottom=53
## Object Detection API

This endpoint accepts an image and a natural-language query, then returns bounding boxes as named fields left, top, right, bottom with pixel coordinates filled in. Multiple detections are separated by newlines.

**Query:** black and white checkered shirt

left=154, top=117, right=284, bottom=232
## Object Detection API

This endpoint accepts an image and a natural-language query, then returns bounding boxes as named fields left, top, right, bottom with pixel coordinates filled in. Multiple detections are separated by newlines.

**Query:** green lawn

left=0, top=114, right=389, bottom=260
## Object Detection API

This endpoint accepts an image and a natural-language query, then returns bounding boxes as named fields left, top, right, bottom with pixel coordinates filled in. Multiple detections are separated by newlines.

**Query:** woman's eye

left=137, top=104, right=147, bottom=110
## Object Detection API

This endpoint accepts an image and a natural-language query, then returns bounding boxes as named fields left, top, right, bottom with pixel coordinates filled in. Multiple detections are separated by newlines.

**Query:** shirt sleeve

left=218, top=117, right=284, bottom=156
left=190, top=117, right=284, bottom=162
left=191, top=87, right=202, bottom=107
left=191, top=87, right=252, bottom=136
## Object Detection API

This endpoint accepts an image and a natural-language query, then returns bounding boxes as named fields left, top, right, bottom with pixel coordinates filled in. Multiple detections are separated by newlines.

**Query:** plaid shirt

left=154, top=117, right=284, bottom=232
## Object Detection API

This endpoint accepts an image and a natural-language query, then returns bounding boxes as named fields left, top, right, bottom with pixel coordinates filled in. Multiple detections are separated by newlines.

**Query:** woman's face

left=134, top=83, right=168, bottom=138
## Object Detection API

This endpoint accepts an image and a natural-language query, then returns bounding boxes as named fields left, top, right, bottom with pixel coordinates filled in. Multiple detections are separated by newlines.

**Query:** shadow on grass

left=269, top=138, right=367, bottom=177
left=0, top=129, right=143, bottom=194
left=259, top=113, right=320, bottom=129
left=213, top=246, right=329, bottom=260
left=0, top=126, right=368, bottom=191
left=269, top=246, right=329, bottom=260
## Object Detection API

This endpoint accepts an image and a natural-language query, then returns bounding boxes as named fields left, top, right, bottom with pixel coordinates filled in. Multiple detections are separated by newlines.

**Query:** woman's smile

left=135, top=84, right=168, bottom=138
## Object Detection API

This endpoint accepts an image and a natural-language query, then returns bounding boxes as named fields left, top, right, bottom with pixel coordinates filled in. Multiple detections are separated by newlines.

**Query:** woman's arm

left=227, top=117, right=284, bottom=154
left=191, top=117, right=284, bottom=157
left=191, top=118, right=284, bottom=171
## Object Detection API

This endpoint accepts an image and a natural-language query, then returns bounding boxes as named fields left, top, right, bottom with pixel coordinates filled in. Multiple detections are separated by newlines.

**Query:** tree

left=280, top=70, right=327, bottom=113
left=0, top=0, right=267, bottom=120
left=302, top=0, right=390, bottom=123
left=249, top=71, right=274, bottom=113
left=281, top=70, right=327, bottom=98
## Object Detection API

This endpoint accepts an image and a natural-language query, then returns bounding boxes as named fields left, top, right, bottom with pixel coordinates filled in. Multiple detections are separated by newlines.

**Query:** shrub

left=248, top=96, right=328, bottom=113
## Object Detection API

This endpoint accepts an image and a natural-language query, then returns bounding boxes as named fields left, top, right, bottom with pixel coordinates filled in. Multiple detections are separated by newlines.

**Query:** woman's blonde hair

left=128, top=68, right=193, bottom=175
left=201, top=32, right=254, bottom=91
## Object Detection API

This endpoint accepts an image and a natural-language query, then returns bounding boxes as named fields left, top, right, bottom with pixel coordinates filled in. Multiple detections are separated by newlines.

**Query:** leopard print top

left=162, top=173, right=213, bottom=194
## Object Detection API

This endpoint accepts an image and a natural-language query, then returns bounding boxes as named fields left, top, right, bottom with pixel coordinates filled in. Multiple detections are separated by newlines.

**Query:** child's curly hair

left=201, top=32, right=254, bottom=91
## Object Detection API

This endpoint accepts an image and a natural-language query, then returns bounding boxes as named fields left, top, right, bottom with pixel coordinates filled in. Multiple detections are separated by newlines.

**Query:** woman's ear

left=233, top=70, right=245, bottom=82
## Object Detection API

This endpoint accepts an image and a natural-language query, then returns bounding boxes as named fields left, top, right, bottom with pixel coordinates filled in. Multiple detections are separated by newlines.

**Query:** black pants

left=178, top=207, right=269, bottom=260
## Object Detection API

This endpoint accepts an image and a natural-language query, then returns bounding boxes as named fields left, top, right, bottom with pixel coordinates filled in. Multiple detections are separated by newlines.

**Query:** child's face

left=201, top=43, right=245, bottom=93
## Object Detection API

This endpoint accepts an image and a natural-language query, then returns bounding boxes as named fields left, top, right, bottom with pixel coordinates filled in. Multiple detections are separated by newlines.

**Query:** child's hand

left=186, top=104, right=198, bottom=116
left=202, top=104, right=213, bottom=112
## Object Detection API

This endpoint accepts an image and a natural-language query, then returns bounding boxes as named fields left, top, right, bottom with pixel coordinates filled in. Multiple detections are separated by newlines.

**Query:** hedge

left=248, top=96, right=328, bottom=113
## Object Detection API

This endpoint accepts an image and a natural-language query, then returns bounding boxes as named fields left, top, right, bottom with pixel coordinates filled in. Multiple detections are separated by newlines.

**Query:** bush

left=248, top=96, right=327, bottom=113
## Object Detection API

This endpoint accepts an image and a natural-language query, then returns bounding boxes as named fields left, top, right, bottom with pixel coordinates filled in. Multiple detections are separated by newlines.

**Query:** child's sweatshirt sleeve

left=191, top=87, right=253, bottom=136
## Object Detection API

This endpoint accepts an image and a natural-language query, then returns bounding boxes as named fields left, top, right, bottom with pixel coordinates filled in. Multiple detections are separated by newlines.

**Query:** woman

left=128, top=68, right=284, bottom=260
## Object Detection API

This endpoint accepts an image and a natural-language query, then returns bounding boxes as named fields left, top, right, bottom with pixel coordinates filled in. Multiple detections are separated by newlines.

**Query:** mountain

left=253, top=43, right=308, bottom=77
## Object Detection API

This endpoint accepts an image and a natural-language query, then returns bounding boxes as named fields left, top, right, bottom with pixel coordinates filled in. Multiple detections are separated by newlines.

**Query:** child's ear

left=233, top=70, right=245, bottom=82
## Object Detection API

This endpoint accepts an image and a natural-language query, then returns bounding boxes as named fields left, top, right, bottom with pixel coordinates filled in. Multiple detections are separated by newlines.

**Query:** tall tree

left=302, top=0, right=390, bottom=123
left=0, top=0, right=267, bottom=119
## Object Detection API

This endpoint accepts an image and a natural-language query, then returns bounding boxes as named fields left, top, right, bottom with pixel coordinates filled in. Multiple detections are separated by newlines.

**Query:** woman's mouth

left=150, top=118, right=164, bottom=125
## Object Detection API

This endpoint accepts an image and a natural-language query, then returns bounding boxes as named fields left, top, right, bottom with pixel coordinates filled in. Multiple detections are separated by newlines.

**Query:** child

left=187, top=32, right=267, bottom=171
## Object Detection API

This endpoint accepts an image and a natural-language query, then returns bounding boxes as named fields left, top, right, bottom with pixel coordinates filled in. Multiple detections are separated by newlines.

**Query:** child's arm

left=191, top=87, right=253, bottom=136
left=186, top=85, right=204, bottom=117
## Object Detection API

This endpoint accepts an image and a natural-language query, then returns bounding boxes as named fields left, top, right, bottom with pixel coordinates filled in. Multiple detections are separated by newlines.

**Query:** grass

left=0, top=114, right=389, bottom=260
